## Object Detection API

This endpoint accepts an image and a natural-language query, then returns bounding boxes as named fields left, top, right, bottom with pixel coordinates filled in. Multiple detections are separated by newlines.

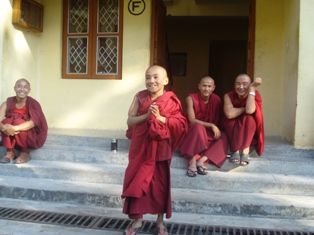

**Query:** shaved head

left=15, top=78, right=30, bottom=88
left=199, top=76, right=215, bottom=85
left=146, top=65, right=168, bottom=77
left=235, top=74, right=251, bottom=84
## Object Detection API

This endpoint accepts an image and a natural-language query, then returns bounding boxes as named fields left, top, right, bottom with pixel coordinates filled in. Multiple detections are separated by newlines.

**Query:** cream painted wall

left=0, top=0, right=7, bottom=94
left=281, top=0, right=299, bottom=143
left=37, top=0, right=151, bottom=131
left=254, top=0, right=285, bottom=136
left=295, top=0, right=314, bottom=148
left=1, top=0, right=42, bottom=103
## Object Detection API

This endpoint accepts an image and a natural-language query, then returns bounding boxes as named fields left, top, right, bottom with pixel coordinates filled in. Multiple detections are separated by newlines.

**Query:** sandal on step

left=123, top=224, right=142, bottom=235
left=229, top=152, right=240, bottom=164
left=0, top=151, right=15, bottom=164
left=240, top=153, right=250, bottom=166
left=197, top=166, right=208, bottom=175
left=14, top=152, right=31, bottom=164
left=186, top=168, right=197, bottom=177
left=156, top=226, right=168, bottom=235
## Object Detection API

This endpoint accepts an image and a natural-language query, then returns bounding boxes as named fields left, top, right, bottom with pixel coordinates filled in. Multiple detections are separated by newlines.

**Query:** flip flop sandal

left=197, top=166, right=208, bottom=175
left=0, top=151, right=15, bottom=164
left=14, top=152, right=31, bottom=164
left=156, top=226, right=168, bottom=235
left=124, top=224, right=142, bottom=235
left=229, top=152, right=240, bottom=164
left=240, top=154, right=250, bottom=166
left=186, top=168, right=197, bottom=177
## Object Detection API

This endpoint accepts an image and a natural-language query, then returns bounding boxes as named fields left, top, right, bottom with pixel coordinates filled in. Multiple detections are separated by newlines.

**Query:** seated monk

left=222, top=74, right=264, bottom=166
left=179, top=76, right=228, bottom=177
left=122, top=65, right=188, bottom=235
left=0, top=78, right=48, bottom=164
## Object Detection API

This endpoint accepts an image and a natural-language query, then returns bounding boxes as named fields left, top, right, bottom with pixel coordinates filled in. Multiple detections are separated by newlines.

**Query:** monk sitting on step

left=179, top=76, right=228, bottom=177
left=221, top=74, right=264, bottom=166
left=0, top=78, right=48, bottom=164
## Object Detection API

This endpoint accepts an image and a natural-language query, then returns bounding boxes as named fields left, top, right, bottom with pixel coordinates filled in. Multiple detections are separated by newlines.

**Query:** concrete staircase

left=0, top=128, right=314, bottom=232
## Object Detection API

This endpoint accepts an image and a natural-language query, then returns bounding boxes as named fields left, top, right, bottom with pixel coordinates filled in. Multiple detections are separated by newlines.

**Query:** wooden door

left=150, top=0, right=171, bottom=88
left=150, top=0, right=167, bottom=67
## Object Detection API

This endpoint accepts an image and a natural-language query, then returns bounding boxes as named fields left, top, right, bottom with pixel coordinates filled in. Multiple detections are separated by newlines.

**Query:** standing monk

left=179, top=76, right=228, bottom=177
left=222, top=74, right=264, bottom=166
left=0, top=78, right=48, bottom=164
left=122, top=65, right=188, bottom=235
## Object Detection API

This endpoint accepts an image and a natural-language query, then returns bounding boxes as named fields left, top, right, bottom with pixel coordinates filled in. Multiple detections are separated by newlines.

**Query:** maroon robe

left=222, top=90, right=264, bottom=156
left=179, top=93, right=228, bottom=168
left=122, top=90, right=188, bottom=219
left=1, top=96, right=48, bottom=150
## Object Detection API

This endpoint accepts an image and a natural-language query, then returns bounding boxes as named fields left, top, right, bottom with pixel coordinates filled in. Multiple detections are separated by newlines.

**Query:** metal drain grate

left=0, top=207, right=312, bottom=235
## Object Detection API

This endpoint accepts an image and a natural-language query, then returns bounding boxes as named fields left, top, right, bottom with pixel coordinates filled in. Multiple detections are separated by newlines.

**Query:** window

left=62, top=0, right=123, bottom=79
left=12, top=0, right=44, bottom=32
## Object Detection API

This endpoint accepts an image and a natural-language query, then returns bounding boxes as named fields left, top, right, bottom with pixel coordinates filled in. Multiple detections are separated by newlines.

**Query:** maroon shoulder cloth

left=122, top=90, right=188, bottom=198
left=6, top=96, right=48, bottom=149
left=222, top=90, right=264, bottom=156
left=189, top=92, right=221, bottom=125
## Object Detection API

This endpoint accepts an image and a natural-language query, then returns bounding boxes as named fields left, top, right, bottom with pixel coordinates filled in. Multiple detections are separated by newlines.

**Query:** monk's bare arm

left=223, top=94, right=245, bottom=119
left=246, top=77, right=262, bottom=114
left=127, top=96, right=150, bottom=127
left=0, top=101, right=34, bottom=135
left=13, top=120, right=35, bottom=131
left=0, top=102, right=6, bottom=131
left=187, top=97, right=213, bottom=128
left=186, top=96, right=221, bottom=139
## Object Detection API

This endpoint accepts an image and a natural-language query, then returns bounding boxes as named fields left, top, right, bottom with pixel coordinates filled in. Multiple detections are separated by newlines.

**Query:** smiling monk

left=179, top=76, right=228, bottom=177
left=0, top=78, right=48, bottom=164
left=122, top=65, right=188, bottom=235
left=222, top=74, right=264, bottom=166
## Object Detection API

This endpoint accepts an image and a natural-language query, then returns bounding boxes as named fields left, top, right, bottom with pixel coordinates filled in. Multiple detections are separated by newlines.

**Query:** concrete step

left=0, top=175, right=314, bottom=220
left=0, top=128, right=314, bottom=225
left=1, top=144, right=314, bottom=177
left=0, top=198, right=313, bottom=233
left=1, top=159, right=314, bottom=196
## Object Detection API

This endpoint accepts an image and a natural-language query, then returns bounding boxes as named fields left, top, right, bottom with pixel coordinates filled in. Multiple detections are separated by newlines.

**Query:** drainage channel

left=0, top=207, right=312, bottom=235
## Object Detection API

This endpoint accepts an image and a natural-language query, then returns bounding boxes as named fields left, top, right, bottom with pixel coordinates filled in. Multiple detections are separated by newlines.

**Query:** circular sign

left=128, top=0, right=146, bottom=16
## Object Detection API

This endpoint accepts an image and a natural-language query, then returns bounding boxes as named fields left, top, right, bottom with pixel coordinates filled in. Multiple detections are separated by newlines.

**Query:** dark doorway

left=166, top=16, right=249, bottom=104
left=208, top=40, right=247, bottom=99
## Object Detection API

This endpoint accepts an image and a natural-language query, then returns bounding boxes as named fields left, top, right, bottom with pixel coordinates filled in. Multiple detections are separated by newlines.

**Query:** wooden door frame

left=248, top=0, right=256, bottom=77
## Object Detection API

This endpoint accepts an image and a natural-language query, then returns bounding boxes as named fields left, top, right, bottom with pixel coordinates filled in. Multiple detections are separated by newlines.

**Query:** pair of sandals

left=229, top=152, right=250, bottom=166
left=186, top=165, right=208, bottom=177
left=124, top=224, right=168, bottom=235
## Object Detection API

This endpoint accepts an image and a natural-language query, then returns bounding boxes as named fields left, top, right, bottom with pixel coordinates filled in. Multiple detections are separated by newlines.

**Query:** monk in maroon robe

left=0, top=79, right=48, bottom=164
left=222, top=74, right=264, bottom=166
left=122, top=65, right=187, bottom=235
left=179, top=77, right=228, bottom=177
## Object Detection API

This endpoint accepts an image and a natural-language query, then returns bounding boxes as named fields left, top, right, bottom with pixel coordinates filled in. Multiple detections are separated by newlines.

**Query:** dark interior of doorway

left=166, top=16, right=249, bottom=102
left=209, top=40, right=247, bottom=99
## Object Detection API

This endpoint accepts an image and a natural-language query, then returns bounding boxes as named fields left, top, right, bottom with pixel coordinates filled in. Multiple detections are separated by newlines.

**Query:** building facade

left=0, top=0, right=313, bottom=148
